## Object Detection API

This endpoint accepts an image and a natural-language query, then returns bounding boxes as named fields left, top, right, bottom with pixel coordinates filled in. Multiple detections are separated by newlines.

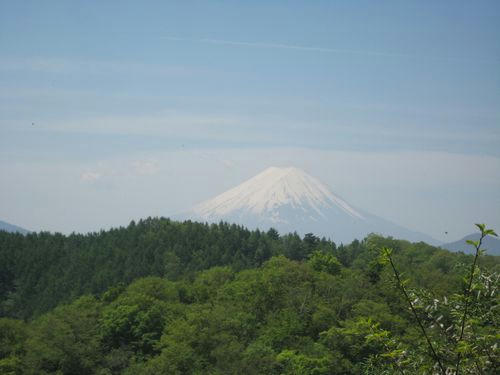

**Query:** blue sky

left=1, top=1, right=499, bottom=241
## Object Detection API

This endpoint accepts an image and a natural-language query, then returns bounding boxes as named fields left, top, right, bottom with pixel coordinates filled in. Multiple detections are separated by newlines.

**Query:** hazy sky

left=1, top=1, right=499, bottom=241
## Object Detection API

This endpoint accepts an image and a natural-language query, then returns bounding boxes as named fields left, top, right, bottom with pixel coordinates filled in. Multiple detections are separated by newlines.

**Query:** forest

left=0, top=218, right=498, bottom=374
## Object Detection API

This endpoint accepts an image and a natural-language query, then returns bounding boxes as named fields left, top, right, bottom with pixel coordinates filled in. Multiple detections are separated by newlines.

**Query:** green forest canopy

left=0, top=218, right=498, bottom=374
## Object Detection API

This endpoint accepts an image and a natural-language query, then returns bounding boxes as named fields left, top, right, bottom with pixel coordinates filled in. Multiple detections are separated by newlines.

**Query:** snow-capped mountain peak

left=193, top=166, right=364, bottom=220
left=180, top=166, right=439, bottom=245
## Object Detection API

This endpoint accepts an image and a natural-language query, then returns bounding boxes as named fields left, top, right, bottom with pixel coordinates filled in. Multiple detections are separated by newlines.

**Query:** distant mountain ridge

left=0, top=219, right=29, bottom=234
left=442, top=233, right=500, bottom=256
left=182, top=166, right=440, bottom=245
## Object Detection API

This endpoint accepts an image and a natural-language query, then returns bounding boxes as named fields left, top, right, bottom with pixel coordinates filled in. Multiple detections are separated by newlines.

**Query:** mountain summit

left=184, top=167, right=439, bottom=244
left=193, top=167, right=363, bottom=222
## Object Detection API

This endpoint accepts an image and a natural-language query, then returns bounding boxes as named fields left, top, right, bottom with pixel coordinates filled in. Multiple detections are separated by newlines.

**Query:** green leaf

left=466, top=240, right=480, bottom=248
left=484, top=229, right=498, bottom=237
left=378, top=247, right=393, bottom=265
left=475, top=223, right=486, bottom=233
left=381, top=247, right=393, bottom=257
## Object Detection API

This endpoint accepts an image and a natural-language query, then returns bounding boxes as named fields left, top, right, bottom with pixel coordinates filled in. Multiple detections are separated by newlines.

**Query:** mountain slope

left=183, top=167, right=439, bottom=245
left=442, top=233, right=500, bottom=256
left=193, top=166, right=364, bottom=222
left=0, top=219, right=29, bottom=234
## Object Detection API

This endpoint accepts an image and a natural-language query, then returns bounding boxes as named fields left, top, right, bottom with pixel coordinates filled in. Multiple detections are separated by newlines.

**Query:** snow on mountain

left=193, top=167, right=363, bottom=221
left=182, top=167, right=440, bottom=245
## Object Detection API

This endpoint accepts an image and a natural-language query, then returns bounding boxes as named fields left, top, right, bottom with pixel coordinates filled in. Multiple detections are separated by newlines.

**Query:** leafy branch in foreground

left=380, top=246, right=446, bottom=374
left=381, top=224, right=499, bottom=374
left=455, top=223, right=497, bottom=374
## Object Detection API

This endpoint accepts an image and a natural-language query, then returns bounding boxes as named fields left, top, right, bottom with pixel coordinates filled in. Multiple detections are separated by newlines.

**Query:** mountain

left=0, top=219, right=29, bottom=234
left=182, top=166, right=439, bottom=245
left=441, top=233, right=500, bottom=256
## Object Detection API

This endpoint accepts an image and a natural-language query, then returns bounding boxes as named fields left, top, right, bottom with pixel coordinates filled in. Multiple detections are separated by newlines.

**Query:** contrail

left=163, top=36, right=498, bottom=64
left=164, top=36, right=400, bottom=56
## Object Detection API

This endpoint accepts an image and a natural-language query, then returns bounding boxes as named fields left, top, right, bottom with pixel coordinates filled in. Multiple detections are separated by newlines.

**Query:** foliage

left=0, top=219, right=498, bottom=373
left=0, top=218, right=328, bottom=319
left=380, top=224, right=499, bottom=374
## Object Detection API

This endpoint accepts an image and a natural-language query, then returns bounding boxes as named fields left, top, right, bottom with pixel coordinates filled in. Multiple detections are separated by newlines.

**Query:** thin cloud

left=80, top=171, right=101, bottom=182
left=163, top=36, right=499, bottom=64
left=131, top=159, right=160, bottom=176
left=80, top=159, right=161, bottom=184
left=0, top=57, right=192, bottom=77
left=38, top=110, right=499, bottom=148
